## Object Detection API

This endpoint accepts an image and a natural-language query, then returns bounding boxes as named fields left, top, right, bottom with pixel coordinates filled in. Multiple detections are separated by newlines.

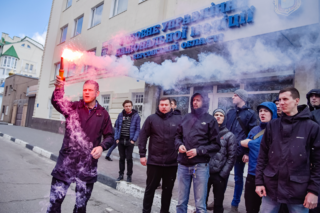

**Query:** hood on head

left=306, top=89, right=320, bottom=111
left=173, top=109, right=182, bottom=115
left=190, top=93, right=209, bottom=115
left=273, top=97, right=279, bottom=103
left=257, top=102, right=278, bottom=120
left=213, top=108, right=227, bottom=130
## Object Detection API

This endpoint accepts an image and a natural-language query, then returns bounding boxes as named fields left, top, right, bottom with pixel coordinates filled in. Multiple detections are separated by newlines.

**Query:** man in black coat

left=255, top=87, right=320, bottom=213
left=226, top=89, right=257, bottom=213
left=139, top=97, right=182, bottom=213
left=47, top=77, right=114, bottom=213
left=307, top=89, right=320, bottom=213
left=175, top=93, right=221, bottom=212
left=307, top=89, right=320, bottom=125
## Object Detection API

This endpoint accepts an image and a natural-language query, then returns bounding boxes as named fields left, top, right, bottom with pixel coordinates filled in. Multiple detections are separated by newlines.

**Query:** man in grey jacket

left=206, top=108, right=236, bottom=213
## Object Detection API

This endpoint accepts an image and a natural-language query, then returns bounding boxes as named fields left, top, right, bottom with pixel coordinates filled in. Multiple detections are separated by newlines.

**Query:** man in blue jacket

left=175, top=93, right=221, bottom=213
left=226, top=89, right=257, bottom=213
left=241, top=102, right=277, bottom=213
left=114, top=100, right=141, bottom=182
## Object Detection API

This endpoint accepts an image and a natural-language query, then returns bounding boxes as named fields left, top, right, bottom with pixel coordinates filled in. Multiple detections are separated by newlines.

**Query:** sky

left=0, top=0, right=52, bottom=45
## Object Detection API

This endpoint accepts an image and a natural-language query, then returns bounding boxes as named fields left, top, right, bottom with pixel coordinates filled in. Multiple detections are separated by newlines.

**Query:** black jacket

left=307, top=89, right=320, bottom=125
left=51, top=88, right=114, bottom=183
left=138, top=109, right=182, bottom=167
left=208, top=126, right=236, bottom=178
left=226, top=105, right=257, bottom=157
left=175, top=93, right=221, bottom=166
left=255, top=105, right=320, bottom=204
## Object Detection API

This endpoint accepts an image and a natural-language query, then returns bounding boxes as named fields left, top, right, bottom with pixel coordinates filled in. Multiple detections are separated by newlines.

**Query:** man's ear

left=295, top=98, right=300, bottom=106
left=96, top=91, right=100, bottom=98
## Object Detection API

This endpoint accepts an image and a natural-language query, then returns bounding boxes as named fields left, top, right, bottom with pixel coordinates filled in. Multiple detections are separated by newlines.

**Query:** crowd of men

left=47, top=75, right=320, bottom=213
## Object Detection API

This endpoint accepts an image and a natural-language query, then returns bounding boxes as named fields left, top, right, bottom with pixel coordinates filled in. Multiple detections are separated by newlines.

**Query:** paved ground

left=0, top=125, right=246, bottom=212
left=0, top=136, right=161, bottom=213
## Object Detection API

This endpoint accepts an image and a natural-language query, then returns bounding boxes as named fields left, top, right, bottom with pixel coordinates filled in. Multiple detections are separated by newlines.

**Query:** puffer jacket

left=208, top=127, right=236, bottom=178
left=307, top=89, right=320, bottom=125
left=175, top=93, right=221, bottom=166
left=114, top=109, right=141, bottom=142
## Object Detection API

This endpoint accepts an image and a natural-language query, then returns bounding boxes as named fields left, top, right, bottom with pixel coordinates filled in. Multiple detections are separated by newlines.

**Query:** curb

left=0, top=132, right=196, bottom=213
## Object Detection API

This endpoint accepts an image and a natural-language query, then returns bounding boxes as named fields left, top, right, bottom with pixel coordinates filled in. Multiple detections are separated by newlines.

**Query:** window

left=5, top=106, right=9, bottom=115
left=60, top=25, right=68, bottom=43
left=2, top=57, right=7, bottom=67
left=83, top=49, right=96, bottom=72
left=54, top=63, right=61, bottom=79
left=25, top=63, right=29, bottom=71
left=21, top=44, right=25, bottom=47
left=27, top=45, right=31, bottom=49
left=101, top=95, right=110, bottom=111
left=133, top=93, right=143, bottom=116
left=7, top=57, right=11, bottom=67
left=66, top=0, right=72, bottom=9
left=5, top=86, right=8, bottom=96
left=67, top=63, right=76, bottom=77
left=91, top=4, right=103, bottom=27
left=29, top=64, right=33, bottom=72
left=112, top=0, right=128, bottom=17
left=74, top=16, right=84, bottom=36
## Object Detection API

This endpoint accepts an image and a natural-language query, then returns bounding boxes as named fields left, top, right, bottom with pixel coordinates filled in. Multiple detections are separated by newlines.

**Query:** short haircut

left=279, top=87, right=300, bottom=99
left=84, top=80, right=99, bottom=91
left=122, top=100, right=133, bottom=107
left=171, top=99, right=177, bottom=106
left=159, top=97, right=171, bottom=104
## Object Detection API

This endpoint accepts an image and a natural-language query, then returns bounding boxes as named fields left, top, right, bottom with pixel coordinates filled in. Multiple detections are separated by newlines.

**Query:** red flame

left=62, top=49, right=83, bottom=62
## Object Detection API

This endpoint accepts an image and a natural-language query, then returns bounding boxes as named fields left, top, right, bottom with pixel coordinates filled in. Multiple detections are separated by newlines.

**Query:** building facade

left=1, top=74, right=39, bottom=125
left=34, top=0, right=320, bottom=132
left=0, top=33, right=44, bottom=83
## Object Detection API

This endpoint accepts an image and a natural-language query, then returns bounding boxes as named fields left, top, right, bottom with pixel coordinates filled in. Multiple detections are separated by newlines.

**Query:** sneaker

left=207, top=201, right=214, bottom=211
left=116, top=175, right=123, bottom=181
left=227, top=206, right=238, bottom=213
left=127, top=175, right=132, bottom=183
left=105, top=156, right=112, bottom=161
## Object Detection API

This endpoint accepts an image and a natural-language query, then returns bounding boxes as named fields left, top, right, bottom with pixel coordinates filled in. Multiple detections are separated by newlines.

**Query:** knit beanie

left=213, top=108, right=226, bottom=116
left=234, top=89, right=248, bottom=102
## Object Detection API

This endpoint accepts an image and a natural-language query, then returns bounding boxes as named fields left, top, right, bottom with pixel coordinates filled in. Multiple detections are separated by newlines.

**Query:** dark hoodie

left=175, top=93, right=221, bottom=166
left=138, top=108, right=182, bottom=166
left=255, top=105, right=320, bottom=204
left=307, top=89, right=320, bottom=125
left=226, top=103, right=257, bottom=157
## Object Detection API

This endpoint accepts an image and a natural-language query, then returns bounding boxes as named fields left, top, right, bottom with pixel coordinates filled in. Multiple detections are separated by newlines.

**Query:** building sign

left=115, top=1, right=256, bottom=60
left=274, top=0, right=301, bottom=16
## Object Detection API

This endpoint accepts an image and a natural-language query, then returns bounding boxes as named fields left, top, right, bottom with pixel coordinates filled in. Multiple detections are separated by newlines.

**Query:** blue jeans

left=260, top=196, right=308, bottom=213
left=176, top=163, right=209, bottom=213
left=231, top=157, right=245, bottom=207
left=106, top=142, right=117, bottom=157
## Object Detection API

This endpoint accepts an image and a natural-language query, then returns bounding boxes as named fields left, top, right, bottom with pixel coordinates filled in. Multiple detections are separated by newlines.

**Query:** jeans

left=47, top=177, right=94, bottom=213
left=244, top=174, right=262, bottom=213
left=231, top=156, right=245, bottom=207
left=118, top=138, right=134, bottom=176
left=106, top=141, right=117, bottom=157
left=206, top=173, right=227, bottom=213
left=176, top=163, right=209, bottom=213
left=260, top=196, right=309, bottom=213
left=143, top=165, right=177, bottom=213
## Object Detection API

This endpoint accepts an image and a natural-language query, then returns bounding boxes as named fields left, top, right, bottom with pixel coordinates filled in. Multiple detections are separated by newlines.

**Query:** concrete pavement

left=0, top=125, right=246, bottom=212
left=0, top=136, right=161, bottom=213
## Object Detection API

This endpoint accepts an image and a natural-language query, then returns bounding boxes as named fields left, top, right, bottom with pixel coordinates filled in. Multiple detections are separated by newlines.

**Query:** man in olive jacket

left=139, top=97, right=182, bottom=213
left=255, top=87, right=320, bottom=212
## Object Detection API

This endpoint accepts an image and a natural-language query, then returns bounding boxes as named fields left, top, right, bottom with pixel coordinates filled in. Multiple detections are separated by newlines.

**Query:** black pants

left=118, top=138, right=134, bottom=176
left=244, top=174, right=262, bottom=213
left=47, top=177, right=94, bottom=213
left=143, top=165, right=177, bottom=213
left=206, top=173, right=227, bottom=213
